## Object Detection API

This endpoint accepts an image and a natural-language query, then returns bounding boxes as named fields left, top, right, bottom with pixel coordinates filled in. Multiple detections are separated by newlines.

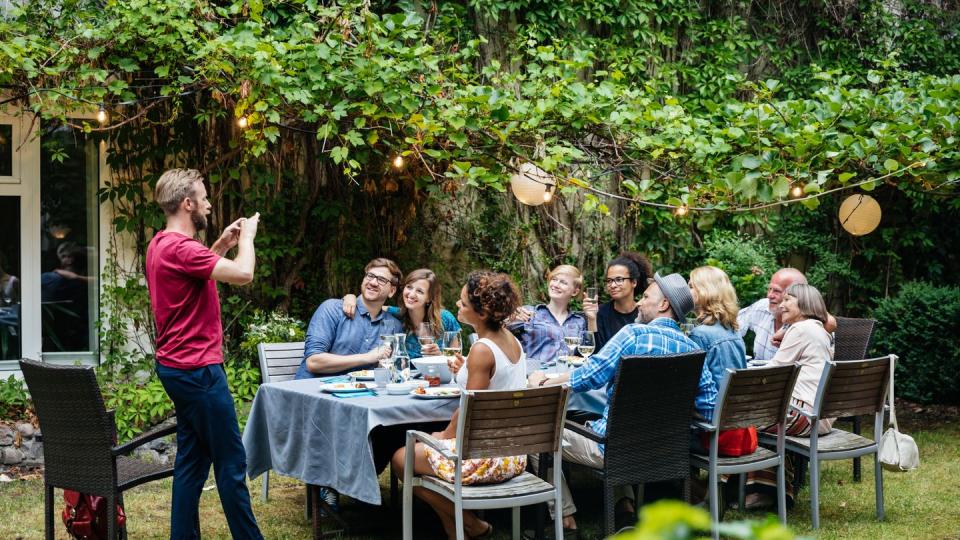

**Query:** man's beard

left=190, top=206, right=208, bottom=231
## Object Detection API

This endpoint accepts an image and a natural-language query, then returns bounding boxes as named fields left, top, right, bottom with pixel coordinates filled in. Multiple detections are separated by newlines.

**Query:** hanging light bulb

left=96, top=105, right=107, bottom=124
left=392, top=154, right=404, bottom=169
left=510, top=162, right=555, bottom=206
left=674, top=205, right=689, bottom=217
left=237, top=116, right=249, bottom=129
left=790, top=184, right=804, bottom=198
left=543, top=184, right=554, bottom=203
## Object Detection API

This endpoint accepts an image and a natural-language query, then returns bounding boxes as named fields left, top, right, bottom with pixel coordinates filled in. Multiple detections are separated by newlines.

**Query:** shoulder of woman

left=440, top=309, right=460, bottom=327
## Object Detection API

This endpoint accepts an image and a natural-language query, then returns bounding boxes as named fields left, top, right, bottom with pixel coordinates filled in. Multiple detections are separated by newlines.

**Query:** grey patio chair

left=256, top=341, right=306, bottom=502
left=759, top=355, right=893, bottom=529
left=563, top=351, right=707, bottom=537
left=402, top=384, right=570, bottom=540
left=19, top=359, right=176, bottom=540
left=833, top=316, right=878, bottom=482
left=691, top=364, right=800, bottom=538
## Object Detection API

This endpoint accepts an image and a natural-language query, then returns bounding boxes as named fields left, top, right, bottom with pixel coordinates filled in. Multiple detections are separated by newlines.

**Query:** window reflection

left=0, top=124, right=12, bottom=177
left=0, top=196, right=20, bottom=359
left=40, top=122, right=98, bottom=353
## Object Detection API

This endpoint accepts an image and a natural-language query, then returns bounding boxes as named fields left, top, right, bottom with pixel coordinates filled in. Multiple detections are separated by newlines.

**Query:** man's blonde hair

left=155, top=168, right=204, bottom=215
left=689, top=265, right=740, bottom=331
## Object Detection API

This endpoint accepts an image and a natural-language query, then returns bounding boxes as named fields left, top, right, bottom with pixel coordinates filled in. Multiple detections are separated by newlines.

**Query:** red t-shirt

left=146, top=231, right=223, bottom=369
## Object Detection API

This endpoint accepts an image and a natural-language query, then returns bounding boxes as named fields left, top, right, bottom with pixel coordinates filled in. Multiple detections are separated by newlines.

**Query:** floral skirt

left=424, top=439, right=526, bottom=485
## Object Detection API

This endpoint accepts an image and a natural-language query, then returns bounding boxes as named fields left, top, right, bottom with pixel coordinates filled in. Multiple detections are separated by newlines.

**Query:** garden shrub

left=702, top=231, right=778, bottom=306
left=871, top=281, right=960, bottom=405
left=0, top=375, right=31, bottom=421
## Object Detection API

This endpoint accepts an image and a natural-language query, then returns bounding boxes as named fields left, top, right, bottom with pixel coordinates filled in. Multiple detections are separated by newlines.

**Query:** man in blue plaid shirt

left=528, top=272, right=714, bottom=534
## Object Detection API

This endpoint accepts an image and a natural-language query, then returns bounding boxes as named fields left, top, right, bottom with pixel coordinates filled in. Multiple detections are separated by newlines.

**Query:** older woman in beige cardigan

left=746, top=282, right=834, bottom=508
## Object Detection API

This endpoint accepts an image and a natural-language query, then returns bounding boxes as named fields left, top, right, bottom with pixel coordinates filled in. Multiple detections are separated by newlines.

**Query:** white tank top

left=456, top=336, right=528, bottom=391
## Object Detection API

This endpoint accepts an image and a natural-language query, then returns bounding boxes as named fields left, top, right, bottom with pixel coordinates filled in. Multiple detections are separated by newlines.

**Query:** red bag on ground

left=62, top=489, right=126, bottom=540
left=700, top=426, right=758, bottom=457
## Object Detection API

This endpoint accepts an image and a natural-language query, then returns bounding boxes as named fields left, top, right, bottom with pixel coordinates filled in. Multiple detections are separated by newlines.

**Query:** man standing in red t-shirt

left=146, top=168, right=263, bottom=540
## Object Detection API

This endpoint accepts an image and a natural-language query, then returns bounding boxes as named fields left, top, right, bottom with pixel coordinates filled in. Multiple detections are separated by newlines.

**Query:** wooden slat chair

left=19, top=359, right=176, bottom=540
left=256, top=341, right=305, bottom=502
left=691, top=364, right=800, bottom=538
left=759, top=355, right=893, bottom=529
left=402, top=385, right=570, bottom=540
left=833, top=316, right=878, bottom=482
left=563, top=352, right=707, bottom=537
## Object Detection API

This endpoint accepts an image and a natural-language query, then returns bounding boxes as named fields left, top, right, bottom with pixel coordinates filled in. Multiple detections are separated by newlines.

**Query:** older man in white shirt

left=737, top=267, right=836, bottom=360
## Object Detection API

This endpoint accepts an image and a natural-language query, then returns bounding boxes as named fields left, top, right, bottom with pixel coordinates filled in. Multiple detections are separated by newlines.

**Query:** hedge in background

left=871, top=281, right=960, bottom=405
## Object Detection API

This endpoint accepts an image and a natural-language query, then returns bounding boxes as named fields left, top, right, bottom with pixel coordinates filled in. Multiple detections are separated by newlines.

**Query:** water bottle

left=393, top=333, right=410, bottom=383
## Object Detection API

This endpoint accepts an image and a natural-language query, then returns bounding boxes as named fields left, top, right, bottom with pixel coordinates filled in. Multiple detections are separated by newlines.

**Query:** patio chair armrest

left=564, top=419, right=606, bottom=444
left=691, top=420, right=716, bottom=432
left=789, top=404, right=818, bottom=421
left=113, top=417, right=177, bottom=456
left=407, top=430, right=458, bottom=462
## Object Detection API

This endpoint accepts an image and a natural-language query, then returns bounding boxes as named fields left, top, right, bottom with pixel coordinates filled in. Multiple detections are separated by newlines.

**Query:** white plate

left=321, top=382, right=373, bottom=393
left=410, top=387, right=461, bottom=399
left=349, top=370, right=376, bottom=381
left=564, top=356, right=586, bottom=367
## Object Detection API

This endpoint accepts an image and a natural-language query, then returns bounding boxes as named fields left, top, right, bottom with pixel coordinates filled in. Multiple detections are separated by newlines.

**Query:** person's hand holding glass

left=417, top=322, right=441, bottom=356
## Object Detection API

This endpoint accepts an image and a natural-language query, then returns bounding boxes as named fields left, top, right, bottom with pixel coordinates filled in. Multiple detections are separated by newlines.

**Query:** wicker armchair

left=19, top=359, right=176, bottom=540
left=833, top=316, right=877, bottom=481
left=563, top=352, right=707, bottom=537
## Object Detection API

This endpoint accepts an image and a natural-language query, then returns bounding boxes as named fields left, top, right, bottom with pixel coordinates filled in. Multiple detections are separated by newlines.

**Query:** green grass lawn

left=1, top=417, right=957, bottom=539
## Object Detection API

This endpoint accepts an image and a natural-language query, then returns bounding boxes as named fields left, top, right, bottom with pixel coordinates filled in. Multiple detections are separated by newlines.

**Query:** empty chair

left=833, top=316, right=878, bottom=481
left=402, top=385, right=569, bottom=540
left=19, top=359, right=176, bottom=540
left=691, top=364, right=800, bottom=537
left=759, top=355, right=893, bottom=529
left=256, top=341, right=305, bottom=501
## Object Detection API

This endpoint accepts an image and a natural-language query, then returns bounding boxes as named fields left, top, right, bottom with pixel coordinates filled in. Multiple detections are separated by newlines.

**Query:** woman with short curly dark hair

left=391, top=270, right=528, bottom=539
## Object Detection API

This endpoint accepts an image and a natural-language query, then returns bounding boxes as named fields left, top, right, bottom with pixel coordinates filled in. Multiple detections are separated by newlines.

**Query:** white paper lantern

left=838, top=194, right=882, bottom=236
left=510, top=162, right=555, bottom=206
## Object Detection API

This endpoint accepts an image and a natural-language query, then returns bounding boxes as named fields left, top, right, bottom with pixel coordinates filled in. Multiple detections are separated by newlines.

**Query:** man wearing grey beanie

left=527, top=272, right=715, bottom=534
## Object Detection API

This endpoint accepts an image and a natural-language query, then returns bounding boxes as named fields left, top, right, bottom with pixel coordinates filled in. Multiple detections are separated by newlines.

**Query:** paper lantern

left=838, top=194, right=882, bottom=236
left=510, top=162, right=555, bottom=206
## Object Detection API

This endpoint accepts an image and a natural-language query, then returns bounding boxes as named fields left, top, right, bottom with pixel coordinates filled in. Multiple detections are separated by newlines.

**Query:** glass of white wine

left=441, top=331, right=462, bottom=357
left=578, top=331, right=596, bottom=360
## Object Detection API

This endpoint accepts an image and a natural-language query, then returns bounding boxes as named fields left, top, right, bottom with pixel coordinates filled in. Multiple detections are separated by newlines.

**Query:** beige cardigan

left=768, top=318, right=834, bottom=407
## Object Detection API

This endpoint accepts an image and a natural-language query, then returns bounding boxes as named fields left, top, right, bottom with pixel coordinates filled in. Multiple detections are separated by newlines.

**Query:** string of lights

left=1, top=84, right=936, bottom=214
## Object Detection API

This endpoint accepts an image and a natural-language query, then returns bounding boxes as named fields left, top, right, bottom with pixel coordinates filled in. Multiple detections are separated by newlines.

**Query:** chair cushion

left=691, top=446, right=778, bottom=469
left=420, top=472, right=555, bottom=500
left=116, top=456, right=175, bottom=491
left=782, top=429, right=877, bottom=454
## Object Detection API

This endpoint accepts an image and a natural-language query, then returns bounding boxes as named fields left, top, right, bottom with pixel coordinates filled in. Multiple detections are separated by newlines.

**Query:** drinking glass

left=393, top=334, right=410, bottom=382
left=441, top=331, right=462, bottom=357
left=378, top=335, right=397, bottom=369
left=585, top=286, right=598, bottom=302
left=578, top=331, right=596, bottom=359
left=373, top=368, right=390, bottom=388
left=417, top=322, right=435, bottom=348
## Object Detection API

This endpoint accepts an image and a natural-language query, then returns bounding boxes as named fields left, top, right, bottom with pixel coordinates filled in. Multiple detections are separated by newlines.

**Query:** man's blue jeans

left=156, top=362, right=263, bottom=540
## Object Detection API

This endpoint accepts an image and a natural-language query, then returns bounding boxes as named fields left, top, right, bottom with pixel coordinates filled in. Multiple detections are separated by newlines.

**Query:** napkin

left=332, top=390, right=377, bottom=398
left=320, top=375, right=352, bottom=383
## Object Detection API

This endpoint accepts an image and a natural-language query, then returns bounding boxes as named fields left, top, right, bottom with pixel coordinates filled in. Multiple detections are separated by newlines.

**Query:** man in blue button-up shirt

left=528, top=272, right=713, bottom=532
left=295, top=258, right=404, bottom=379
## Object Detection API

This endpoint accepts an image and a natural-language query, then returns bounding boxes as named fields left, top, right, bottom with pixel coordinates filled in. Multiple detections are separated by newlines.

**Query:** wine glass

left=441, top=331, right=462, bottom=357
left=417, top=322, right=436, bottom=353
left=561, top=328, right=581, bottom=372
left=578, top=331, right=596, bottom=360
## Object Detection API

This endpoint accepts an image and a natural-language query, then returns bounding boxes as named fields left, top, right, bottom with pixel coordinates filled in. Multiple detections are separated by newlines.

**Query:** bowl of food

left=411, top=356, right=454, bottom=384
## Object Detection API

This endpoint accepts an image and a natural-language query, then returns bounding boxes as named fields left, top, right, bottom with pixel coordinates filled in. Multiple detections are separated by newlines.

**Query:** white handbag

left=878, top=354, right=920, bottom=472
